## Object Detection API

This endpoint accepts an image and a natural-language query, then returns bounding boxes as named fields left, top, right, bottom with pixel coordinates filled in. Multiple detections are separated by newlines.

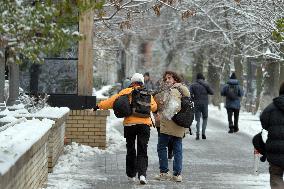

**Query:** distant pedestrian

left=95, top=73, right=157, bottom=185
left=154, top=71, right=190, bottom=182
left=122, top=77, right=131, bottom=89
left=221, top=72, right=244, bottom=133
left=260, top=81, right=284, bottom=189
left=143, top=72, right=155, bottom=93
left=190, top=73, right=214, bottom=140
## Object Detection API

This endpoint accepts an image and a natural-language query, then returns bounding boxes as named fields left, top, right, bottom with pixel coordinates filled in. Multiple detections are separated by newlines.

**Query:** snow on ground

left=46, top=111, right=125, bottom=189
left=46, top=104, right=270, bottom=188
left=0, top=115, right=18, bottom=123
left=94, top=85, right=112, bottom=99
left=0, top=118, right=54, bottom=175
left=209, top=104, right=263, bottom=137
left=45, top=86, right=269, bottom=188
left=0, top=105, right=70, bottom=177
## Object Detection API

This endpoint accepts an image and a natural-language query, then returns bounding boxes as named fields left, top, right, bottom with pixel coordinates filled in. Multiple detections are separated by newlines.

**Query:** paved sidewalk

left=47, top=116, right=270, bottom=189
left=85, top=117, right=269, bottom=189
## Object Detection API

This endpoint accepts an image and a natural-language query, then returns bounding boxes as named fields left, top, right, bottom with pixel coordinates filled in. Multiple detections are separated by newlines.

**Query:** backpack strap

left=173, top=85, right=185, bottom=97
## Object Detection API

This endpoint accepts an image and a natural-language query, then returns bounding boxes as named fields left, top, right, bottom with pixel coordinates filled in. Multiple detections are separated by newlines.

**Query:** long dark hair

left=163, top=71, right=182, bottom=83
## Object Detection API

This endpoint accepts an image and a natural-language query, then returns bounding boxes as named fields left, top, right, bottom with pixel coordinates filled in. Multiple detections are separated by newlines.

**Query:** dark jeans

left=195, top=104, right=208, bottom=135
left=226, top=108, right=240, bottom=129
left=156, top=127, right=173, bottom=158
left=157, top=133, right=183, bottom=176
left=124, top=124, right=150, bottom=178
left=269, top=163, right=284, bottom=189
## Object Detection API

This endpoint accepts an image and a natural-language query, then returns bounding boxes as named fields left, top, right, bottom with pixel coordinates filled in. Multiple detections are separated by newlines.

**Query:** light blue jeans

left=157, top=133, right=183, bottom=176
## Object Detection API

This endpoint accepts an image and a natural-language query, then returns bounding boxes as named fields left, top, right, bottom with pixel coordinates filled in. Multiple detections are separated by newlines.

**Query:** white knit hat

left=131, top=73, right=144, bottom=84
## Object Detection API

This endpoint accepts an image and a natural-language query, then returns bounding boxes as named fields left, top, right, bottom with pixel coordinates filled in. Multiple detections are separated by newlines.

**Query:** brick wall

left=0, top=132, right=49, bottom=189
left=15, top=113, right=69, bottom=173
left=47, top=114, right=68, bottom=173
left=65, top=110, right=110, bottom=149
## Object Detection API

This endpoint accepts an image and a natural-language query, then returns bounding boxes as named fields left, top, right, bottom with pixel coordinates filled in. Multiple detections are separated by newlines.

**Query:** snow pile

left=0, top=116, right=18, bottom=123
left=105, top=111, right=125, bottom=153
left=7, top=103, right=25, bottom=110
left=32, top=107, right=70, bottom=118
left=0, top=107, right=69, bottom=119
left=47, top=142, right=109, bottom=189
left=0, top=118, right=54, bottom=175
left=95, top=85, right=112, bottom=98
left=46, top=111, right=125, bottom=189
left=53, top=142, right=105, bottom=175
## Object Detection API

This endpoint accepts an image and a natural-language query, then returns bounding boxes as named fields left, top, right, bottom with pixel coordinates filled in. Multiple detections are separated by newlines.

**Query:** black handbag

left=252, top=130, right=267, bottom=162
left=113, top=95, right=132, bottom=118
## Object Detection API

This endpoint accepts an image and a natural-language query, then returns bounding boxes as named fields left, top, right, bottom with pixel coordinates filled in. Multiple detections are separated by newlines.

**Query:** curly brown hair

left=163, top=71, right=182, bottom=83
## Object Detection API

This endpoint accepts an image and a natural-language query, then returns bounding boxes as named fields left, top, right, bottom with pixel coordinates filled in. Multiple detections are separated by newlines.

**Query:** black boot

left=196, top=135, right=199, bottom=140
left=234, top=126, right=239, bottom=132
left=228, top=124, right=234, bottom=133
left=202, top=134, right=206, bottom=139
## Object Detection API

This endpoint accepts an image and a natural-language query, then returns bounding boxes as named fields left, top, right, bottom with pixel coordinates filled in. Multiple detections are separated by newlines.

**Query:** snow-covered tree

left=0, top=0, right=104, bottom=104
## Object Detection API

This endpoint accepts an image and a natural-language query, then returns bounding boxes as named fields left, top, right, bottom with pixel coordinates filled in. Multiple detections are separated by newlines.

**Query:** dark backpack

left=171, top=87, right=194, bottom=128
left=131, top=88, right=151, bottom=118
left=226, top=85, right=239, bottom=100
left=113, top=95, right=132, bottom=118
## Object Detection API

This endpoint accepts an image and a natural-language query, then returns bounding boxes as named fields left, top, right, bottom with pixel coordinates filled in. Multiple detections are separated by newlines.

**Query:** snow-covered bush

left=18, top=93, right=49, bottom=113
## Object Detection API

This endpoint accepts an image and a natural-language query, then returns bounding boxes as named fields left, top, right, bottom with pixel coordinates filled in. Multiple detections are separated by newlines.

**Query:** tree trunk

left=0, top=47, right=5, bottom=103
left=192, top=49, right=204, bottom=83
left=0, top=38, right=7, bottom=104
left=280, top=43, right=284, bottom=86
left=29, top=63, right=41, bottom=95
left=7, top=62, right=20, bottom=106
left=280, top=63, right=284, bottom=86
left=233, top=55, right=243, bottom=86
left=118, top=34, right=132, bottom=82
left=207, top=61, right=221, bottom=108
left=222, top=61, right=231, bottom=83
left=78, top=9, right=94, bottom=96
left=164, top=49, right=176, bottom=70
left=259, top=59, right=280, bottom=111
left=255, top=64, right=263, bottom=113
left=245, top=57, right=254, bottom=112
left=117, top=49, right=126, bottom=83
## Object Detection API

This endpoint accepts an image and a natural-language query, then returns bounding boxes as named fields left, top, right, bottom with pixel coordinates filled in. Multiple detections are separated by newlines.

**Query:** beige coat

left=157, top=83, right=190, bottom=138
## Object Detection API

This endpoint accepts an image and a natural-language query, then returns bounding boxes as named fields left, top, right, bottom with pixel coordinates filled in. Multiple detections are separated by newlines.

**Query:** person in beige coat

left=154, top=71, right=190, bottom=182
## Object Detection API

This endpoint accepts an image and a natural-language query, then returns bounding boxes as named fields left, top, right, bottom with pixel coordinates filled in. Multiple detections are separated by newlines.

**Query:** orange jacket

left=98, top=86, right=157, bottom=126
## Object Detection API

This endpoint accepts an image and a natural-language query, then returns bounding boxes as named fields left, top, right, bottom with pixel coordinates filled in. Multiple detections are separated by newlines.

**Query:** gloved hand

left=260, top=155, right=267, bottom=162
left=93, top=105, right=99, bottom=111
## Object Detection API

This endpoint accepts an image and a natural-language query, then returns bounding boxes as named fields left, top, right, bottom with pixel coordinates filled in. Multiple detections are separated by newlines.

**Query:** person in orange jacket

left=95, top=73, right=157, bottom=185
